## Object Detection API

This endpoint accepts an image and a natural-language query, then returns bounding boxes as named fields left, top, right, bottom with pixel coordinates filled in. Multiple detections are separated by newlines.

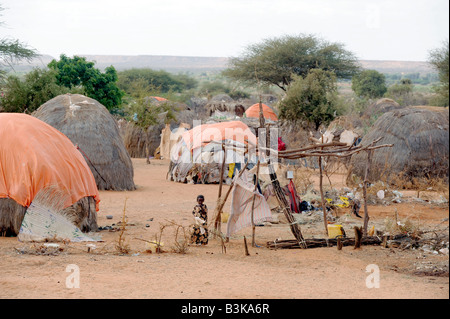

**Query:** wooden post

left=354, top=226, right=363, bottom=249
left=214, top=142, right=226, bottom=238
left=319, top=155, right=329, bottom=237
left=218, top=142, right=226, bottom=199
left=244, top=236, right=250, bottom=256
left=362, top=150, right=373, bottom=237
left=250, top=158, right=261, bottom=247
left=318, top=136, right=328, bottom=237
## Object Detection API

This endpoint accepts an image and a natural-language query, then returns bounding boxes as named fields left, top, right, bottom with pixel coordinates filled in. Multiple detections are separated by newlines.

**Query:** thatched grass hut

left=33, top=94, right=136, bottom=191
left=347, top=107, right=449, bottom=184
left=0, top=113, right=99, bottom=236
left=362, top=98, right=403, bottom=120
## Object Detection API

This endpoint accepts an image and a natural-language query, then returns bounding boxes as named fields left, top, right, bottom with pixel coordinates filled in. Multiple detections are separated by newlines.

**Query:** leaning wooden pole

left=214, top=142, right=227, bottom=238
left=268, top=162, right=307, bottom=248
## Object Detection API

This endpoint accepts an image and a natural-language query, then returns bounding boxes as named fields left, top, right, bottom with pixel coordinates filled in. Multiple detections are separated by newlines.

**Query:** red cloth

left=287, top=180, right=300, bottom=213
left=278, top=137, right=286, bottom=151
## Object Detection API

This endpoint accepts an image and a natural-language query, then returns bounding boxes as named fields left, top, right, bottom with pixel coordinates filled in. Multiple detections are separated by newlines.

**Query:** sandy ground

left=0, top=158, right=448, bottom=300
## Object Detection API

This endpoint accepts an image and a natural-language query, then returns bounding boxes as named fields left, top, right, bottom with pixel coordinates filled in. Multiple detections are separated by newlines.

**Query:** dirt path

left=0, top=159, right=448, bottom=300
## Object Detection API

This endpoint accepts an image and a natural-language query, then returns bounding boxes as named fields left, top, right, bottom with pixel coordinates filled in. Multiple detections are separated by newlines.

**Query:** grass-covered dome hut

left=33, top=94, right=136, bottom=191
left=348, top=107, right=449, bottom=184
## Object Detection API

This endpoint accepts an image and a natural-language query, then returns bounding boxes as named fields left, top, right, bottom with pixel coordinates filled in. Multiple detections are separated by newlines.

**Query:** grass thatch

left=0, top=196, right=97, bottom=237
left=362, top=98, right=403, bottom=120
left=33, top=94, right=135, bottom=191
left=348, top=107, right=449, bottom=184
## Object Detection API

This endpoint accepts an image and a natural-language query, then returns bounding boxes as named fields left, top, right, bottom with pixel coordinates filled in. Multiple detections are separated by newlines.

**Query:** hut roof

left=245, top=103, right=278, bottom=122
left=33, top=94, right=136, bottom=191
left=363, top=98, right=403, bottom=119
left=348, top=107, right=449, bottom=182
left=0, top=113, right=100, bottom=210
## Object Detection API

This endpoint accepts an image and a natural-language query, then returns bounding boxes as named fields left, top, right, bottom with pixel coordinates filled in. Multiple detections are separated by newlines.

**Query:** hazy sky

left=1, top=0, right=448, bottom=61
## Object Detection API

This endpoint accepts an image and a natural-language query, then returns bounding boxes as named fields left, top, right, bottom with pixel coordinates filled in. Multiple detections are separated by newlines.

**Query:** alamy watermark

left=66, top=264, right=80, bottom=288
left=366, top=264, right=380, bottom=288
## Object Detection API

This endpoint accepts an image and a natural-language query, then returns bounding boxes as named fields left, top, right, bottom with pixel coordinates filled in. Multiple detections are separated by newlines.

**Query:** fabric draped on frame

left=226, top=173, right=272, bottom=238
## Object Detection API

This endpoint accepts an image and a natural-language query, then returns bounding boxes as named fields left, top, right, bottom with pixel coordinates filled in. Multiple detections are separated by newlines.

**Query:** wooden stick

left=218, top=142, right=226, bottom=199
left=279, top=144, right=393, bottom=159
left=244, top=236, right=250, bottom=256
left=279, top=141, right=348, bottom=154
left=362, top=150, right=373, bottom=236
left=250, top=159, right=261, bottom=247
left=354, top=226, right=363, bottom=249
left=318, top=137, right=329, bottom=237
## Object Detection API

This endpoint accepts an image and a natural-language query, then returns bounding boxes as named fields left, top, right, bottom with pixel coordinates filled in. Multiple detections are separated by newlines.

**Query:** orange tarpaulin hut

left=245, top=103, right=278, bottom=122
left=181, top=120, right=257, bottom=151
left=0, top=113, right=100, bottom=211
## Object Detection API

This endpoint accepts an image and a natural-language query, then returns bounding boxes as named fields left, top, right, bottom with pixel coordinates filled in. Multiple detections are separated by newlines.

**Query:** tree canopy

left=117, top=68, right=198, bottom=96
left=351, top=69, right=387, bottom=99
left=48, top=54, right=124, bottom=110
left=223, top=34, right=360, bottom=91
left=279, top=69, right=339, bottom=129
left=1, top=5, right=38, bottom=80
left=428, top=39, right=449, bottom=106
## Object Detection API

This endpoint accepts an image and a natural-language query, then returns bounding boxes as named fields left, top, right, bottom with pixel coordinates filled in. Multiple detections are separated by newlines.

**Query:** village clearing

left=0, top=158, right=448, bottom=299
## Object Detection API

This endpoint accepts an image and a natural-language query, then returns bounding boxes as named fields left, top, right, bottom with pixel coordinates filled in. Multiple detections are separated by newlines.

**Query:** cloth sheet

left=226, top=173, right=272, bottom=237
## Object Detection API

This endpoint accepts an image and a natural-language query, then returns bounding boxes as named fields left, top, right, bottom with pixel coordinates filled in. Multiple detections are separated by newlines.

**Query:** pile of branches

left=267, top=225, right=449, bottom=251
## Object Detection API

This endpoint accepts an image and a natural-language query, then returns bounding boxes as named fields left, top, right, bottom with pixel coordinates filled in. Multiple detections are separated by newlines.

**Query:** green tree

left=1, top=68, right=72, bottom=113
left=351, top=69, right=387, bottom=98
left=117, top=68, right=197, bottom=96
left=385, top=79, right=413, bottom=105
left=125, top=78, right=178, bottom=128
left=1, top=5, right=38, bottom=81
left=279, top=69, right=339, bottom=129
left=48, top=54, right=124, bottom=110
left=223, top=34, right=359, bottom=91
left=428, top=39, right=449, bottom=106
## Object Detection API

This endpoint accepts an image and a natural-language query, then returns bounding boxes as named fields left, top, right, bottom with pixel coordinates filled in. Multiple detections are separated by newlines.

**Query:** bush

left=351, top=70, right=387, bottom=99
left=0, top=68, right=72, bottom=113
left=279, top=69, right=339, bottom=129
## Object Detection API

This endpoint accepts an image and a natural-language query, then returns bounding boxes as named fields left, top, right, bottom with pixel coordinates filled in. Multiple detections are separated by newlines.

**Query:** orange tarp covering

left=0, top=113, right=100, bottom=211
left=151, top=96, right=168, bottom=101
left=181, top=121, right=257, bottom=151
left=245, top=103, right=278, bottom=121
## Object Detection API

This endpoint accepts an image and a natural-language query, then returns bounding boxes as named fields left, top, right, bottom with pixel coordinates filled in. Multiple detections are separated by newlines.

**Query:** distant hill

left=358, top=60, right=434, bottom=74
left=11, top=54, right=437, bottom=75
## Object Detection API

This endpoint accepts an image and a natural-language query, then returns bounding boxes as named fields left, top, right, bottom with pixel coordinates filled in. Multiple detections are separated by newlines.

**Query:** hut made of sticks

left=348, top=107, right=449, bottom=184
left=33, top=94, right=136, bottom=191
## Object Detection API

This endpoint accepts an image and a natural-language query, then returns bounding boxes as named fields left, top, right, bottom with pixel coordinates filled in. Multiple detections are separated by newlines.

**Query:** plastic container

left=328, top=224, right=344, bottom=239
left=221, top=212, right=230, bottom=223
left=145, top=241, right=163, bottom=253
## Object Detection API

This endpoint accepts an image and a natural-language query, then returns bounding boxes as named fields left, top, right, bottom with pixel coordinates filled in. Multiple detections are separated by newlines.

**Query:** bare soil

left=0, top=159, right=448, bottom=299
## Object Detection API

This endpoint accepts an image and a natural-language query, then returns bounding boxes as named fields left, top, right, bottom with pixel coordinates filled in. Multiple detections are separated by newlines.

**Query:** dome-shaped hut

left=0, top=113, right=100, bottom=236
left=348, top=107, right=449, bottom=184
left=33, top=94, right=136, bottom=191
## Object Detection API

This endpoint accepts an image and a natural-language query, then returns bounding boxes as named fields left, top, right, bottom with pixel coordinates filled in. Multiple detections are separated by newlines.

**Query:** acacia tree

left=351, top=69, right=387, bottom=99
left=0, top=5, right=37, bottom=80
left=279, top=69, right=339, bottom=129
left=223, top=34, right=360, bottom=91
left=48, top=54, right=124, bottom=110
left=428, top=39, right=449, bottom=106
